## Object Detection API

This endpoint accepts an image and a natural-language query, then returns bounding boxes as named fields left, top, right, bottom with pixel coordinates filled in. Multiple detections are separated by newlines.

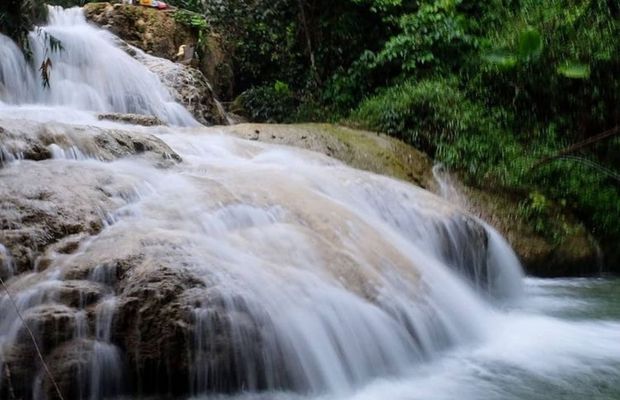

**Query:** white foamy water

left=1, top=6, right=619, bottom=400
left=0, top=6, right=196, bottom=126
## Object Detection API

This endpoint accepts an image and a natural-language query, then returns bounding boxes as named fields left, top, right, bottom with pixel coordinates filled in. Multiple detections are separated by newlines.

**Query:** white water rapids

left=1, top=6, right=620, bottom=400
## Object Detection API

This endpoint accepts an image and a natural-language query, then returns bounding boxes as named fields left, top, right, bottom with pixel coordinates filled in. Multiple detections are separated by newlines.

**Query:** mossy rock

left=222, top=123, right=435, bottom=188
left=221, top=123, right=601, bottom=276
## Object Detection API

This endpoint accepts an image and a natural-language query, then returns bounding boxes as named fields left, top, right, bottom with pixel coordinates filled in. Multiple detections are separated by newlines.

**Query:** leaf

left=39, top=57, right=52, bottom=89
left=518, top=27, right=543, bottom=60
left=482, top=50, right=518, bottom=69
left=557, top=62, right=590, bottom=79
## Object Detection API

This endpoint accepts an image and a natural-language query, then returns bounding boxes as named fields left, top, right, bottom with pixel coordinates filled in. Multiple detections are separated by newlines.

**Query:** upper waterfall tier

left=0, top=6, right=196, bottom=126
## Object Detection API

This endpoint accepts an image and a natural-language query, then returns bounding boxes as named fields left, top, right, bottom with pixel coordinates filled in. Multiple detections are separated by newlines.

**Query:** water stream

left=0, top=6, right=619, bottom=400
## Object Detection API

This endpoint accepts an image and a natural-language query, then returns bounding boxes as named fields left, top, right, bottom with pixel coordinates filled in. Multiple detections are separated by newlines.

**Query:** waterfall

left=0, top=6, right=196, bottom=126
left=0, top=245, right=15, bottom=280
left=3, top=6, right=618, bottom=400
left=432, top=164, right=524, bottom=300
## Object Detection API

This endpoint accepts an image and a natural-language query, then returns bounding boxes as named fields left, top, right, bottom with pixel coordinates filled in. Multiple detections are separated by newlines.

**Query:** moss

left=222, top=123, right=433, bottom=187
left=220, top=122, right=601, bottom=276
left=304, top=124, right=434, bottom=187
left=462, top=184, right=599, bottom=276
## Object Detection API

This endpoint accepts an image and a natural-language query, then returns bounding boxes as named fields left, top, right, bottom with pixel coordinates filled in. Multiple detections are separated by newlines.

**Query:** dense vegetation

left=199, top=0, right=620, bottom=251
left=0, top=0, right=48, bottom=46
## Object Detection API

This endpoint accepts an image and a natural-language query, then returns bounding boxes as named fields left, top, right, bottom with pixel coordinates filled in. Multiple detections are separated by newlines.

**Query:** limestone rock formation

left=220, top=123, right=600, bottom=276
left=221, top=123, right=436, bottom=188
left=0, top=119, right=597, bottom=399
left=127, top=45, right=229, bottom=125
left=0, top=119, right=181, bottom=274
left=83, top=3, right=194, bottom=62
left=0, top=118, right=181, bottom=165
left=97, top=112, right=164, bottom=126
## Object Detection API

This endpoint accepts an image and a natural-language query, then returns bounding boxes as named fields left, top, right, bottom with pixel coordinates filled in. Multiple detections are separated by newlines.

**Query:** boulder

left=128, top=46, right=229, bottom=125
left=221, top=123, right=436, bottom=188
left=41, top=339, right=95, bottom=400
left=97, top=112, right=164, bottom=126
left=0, top=118, right=182, bottom=166
left=0, top=162, right=114, bottom=273
left=114, top=260, right=204, bottom=395
left=220, top=123, right=601, bottom=276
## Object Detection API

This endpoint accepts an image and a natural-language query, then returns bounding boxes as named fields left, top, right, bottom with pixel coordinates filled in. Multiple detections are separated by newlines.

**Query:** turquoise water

left=197, top=277, right=620, bottom=400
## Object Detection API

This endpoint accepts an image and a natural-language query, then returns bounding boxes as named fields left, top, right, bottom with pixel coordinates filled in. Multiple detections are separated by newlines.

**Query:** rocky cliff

left=82, top=2, right=232, bottom=125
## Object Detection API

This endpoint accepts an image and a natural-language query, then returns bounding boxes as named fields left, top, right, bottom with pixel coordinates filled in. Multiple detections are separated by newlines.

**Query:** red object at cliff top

left=138, top=0, right=169, bottom=9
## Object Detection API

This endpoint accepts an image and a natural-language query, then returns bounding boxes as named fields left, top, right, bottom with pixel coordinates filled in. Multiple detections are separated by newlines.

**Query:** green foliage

left=352, top=79, right=472, bottom=148
left=322, top=51, right=377, bottom=114
left=165, top=0, right=203, bottom=13
left=517, top=27, right=543, bottom=61
left=0, top=0, right=48, bottom=47
left=517, top=191, right=584, bottom=243
left=482, top=50, right=517, bottom=69
left=204, top=0, right=620, bottom=246
left=238, top=81, right=298, bottom=123
left=556, top=62, right=590, bottom=79
left=518, top=191, right=552, bottom=233
left=173, top=9, right=208, bottom=30
left=46, top=0, right=96, bottom=7
left=173, top=8, right=208, bottom=49
left=483, top=26, right=543, bottom=68
left=374, top=0, right=474, bottom=73
left=352, top=0, right=403, bottom=13
left=203, top=0, right=389, bottom=97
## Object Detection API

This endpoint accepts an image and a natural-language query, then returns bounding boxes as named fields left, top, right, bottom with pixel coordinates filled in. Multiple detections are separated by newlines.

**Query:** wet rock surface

left=0, top=118, right=596, bottom=400
left=220, top=123, right=601, bottom=276
left=438, top=176, right=601, bottom=277
left=0, top=162, right=116, bottom=274
left=0, top=118, right=182, bottom=165
left=222, top=123, right=436, bottom=188
left=83, top=3, right=194, bottom=62
left=97, top=112, right=164, bottom=126
left=130, top=46, right=229, bottom=125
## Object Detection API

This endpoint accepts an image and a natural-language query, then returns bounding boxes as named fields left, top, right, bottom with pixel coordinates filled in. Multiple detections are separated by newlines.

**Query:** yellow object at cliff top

left=139, top=0, right=153, bottom=5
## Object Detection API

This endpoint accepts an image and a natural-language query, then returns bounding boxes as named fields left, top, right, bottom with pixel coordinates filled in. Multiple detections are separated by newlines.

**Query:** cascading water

left=0, top=6, right=196, bottom=126
left=1, top=6, right=619, bottom=400
left=432, top=164, right=524, bottom=300
left=0, top=245, right=15, bottom=280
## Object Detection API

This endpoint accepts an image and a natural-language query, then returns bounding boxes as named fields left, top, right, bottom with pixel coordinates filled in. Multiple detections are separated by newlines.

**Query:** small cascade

left=90, top=298, right=122, bottom=400
left=0, top=35, right=36, bottom=104
left=432, top=164, right=524, bottom=300
left=485, top=225, right=525, bottom=299
left=48, top=143, right=87, bottom=160
left=74, top=310, right=89, bottom=340
left=431, top=164, right=469, bottom=209
left=0, top=245, right=15, bottom=280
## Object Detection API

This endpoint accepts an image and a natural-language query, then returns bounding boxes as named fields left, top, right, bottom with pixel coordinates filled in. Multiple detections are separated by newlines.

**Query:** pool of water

left=192, top=277, right=620, bottom=400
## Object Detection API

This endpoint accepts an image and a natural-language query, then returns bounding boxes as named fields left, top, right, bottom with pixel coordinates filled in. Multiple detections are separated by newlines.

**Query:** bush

left=238, top=81, right=298, bottom=123
left=352, top=79, right=483, bottom=151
